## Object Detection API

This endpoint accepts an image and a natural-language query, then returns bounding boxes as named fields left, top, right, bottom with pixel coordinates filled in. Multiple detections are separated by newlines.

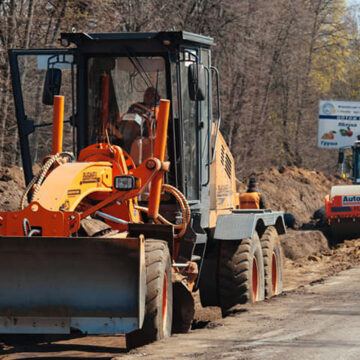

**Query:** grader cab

left=1, top=32, right=286, bottom=348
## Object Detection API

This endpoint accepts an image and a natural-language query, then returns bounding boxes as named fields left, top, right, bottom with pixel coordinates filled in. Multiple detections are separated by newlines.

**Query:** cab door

left=178, top=47, right=212, bottom=227
left=8, top=49, right=76, bottom=185
left=179, top=48, right=200, bottom=202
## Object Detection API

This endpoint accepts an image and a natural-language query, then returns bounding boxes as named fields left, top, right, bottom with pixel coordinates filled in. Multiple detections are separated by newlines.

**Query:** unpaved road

left=121, top=267, right=360, bottom=360
left=2, top=266, right=360, bottom=359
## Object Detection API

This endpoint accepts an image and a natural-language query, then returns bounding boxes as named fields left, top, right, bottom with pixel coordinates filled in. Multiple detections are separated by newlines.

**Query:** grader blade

left=172, top=282, right=195, bottom=333
left=0, top=236, right=145, bottom=334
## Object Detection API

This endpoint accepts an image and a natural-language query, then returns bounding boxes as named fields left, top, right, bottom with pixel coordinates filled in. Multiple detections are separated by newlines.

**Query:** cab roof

left=60, top=31, right=214, bottom=48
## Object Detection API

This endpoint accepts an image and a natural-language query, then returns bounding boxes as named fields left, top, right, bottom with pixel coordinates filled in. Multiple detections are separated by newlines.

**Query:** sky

left=346, top=0, right=360, bottom=28
left=347, top=0, right=360, bottom=10
left=348, top=0, right=360, bottom=11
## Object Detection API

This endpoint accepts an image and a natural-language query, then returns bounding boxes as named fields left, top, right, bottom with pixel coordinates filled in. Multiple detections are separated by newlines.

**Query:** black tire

left=261, top=226, right=283, bottom=299
left=218, top=232, right=264, bottom=315
left=126, top=240, right=173, bottom=349
left=313, top=206, right=325, bottom=224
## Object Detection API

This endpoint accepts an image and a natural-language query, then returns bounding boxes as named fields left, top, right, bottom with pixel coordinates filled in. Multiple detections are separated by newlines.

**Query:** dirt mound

left=283, top=239, right=360, bottom=291
left=238, top=166, right=348, bottom=225
left=0, top=166, right=25, bottom=212
left=280, top=229, right=329, bottom=260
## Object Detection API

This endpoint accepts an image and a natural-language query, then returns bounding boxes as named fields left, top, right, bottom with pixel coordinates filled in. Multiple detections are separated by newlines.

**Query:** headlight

left=114, top=175, right=139, bottom=191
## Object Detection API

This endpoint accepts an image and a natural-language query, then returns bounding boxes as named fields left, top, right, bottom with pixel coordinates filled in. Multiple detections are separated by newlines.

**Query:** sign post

left=318, top=100, right=360, bottom=149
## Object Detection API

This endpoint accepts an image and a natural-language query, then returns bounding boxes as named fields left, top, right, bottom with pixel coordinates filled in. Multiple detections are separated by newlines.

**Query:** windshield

left=87, top=56, right=166, bottom=165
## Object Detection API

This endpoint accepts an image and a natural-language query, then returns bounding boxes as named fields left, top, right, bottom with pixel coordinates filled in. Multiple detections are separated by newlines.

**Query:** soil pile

left=280, top=229, right=329, bottom=260
left=284, top=239, right=360, bottom=291
left=0, top=166, right=25, bottom=212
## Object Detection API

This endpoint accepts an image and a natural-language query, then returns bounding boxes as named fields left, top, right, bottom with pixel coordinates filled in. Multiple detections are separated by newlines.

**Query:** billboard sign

left=318, top=100, right=360, bottom=149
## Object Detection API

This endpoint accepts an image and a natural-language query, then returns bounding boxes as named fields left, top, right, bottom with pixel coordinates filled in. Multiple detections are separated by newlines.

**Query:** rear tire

left=218, top=232, right=264, bottom=315
left=126, top=240, right=173, bottom=349
left=261, top=226, right=283, bottom=298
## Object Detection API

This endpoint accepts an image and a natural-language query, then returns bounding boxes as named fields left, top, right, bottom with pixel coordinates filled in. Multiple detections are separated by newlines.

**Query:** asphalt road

left=2, top=267, right=360, bottom=359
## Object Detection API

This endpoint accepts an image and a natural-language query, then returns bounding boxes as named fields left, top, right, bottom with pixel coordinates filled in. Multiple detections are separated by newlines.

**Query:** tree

left=0, top=0, right=359, bottom=176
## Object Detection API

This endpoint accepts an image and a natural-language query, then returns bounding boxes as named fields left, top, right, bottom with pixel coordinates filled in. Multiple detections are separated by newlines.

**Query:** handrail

left=210, top=66, right=221, bottom=164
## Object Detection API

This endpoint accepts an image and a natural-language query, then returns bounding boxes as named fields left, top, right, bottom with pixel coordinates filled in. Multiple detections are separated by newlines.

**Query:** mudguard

left=214, top=210, right=286, bottom=240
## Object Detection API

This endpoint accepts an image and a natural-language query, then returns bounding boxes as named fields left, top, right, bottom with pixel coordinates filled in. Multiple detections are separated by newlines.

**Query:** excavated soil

left=280, top=229, right=330, bottom=260
left=282, top=239, right=360, bottom=291
left=0, top=166, right=25, bottom=212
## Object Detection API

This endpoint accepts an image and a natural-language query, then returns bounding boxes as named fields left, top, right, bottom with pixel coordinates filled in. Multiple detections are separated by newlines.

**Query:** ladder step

left=195, top=233, right=207, bottom=244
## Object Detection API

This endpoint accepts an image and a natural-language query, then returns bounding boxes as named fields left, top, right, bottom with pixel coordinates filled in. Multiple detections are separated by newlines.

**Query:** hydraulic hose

left=134, top=184, right=191, bottom=239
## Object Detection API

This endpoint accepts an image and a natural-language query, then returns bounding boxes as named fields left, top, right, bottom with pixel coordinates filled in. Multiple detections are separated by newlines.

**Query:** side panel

left=326, top=185, right=360, bottom=222
left=209, top=131, right=236, bottom=213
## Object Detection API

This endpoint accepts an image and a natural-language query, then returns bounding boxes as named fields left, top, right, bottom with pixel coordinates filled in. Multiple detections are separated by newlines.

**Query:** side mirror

left=188, top=63, right=206, bottom=101
left=42, top=68, right=62, bottom=105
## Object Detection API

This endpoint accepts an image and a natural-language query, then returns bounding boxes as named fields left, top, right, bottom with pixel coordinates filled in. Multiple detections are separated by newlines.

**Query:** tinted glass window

left=180, top=50, right=198, bottom=200
left=87, top=56, right=166, bottom=165
left=18, top=54, right=76, bottom=165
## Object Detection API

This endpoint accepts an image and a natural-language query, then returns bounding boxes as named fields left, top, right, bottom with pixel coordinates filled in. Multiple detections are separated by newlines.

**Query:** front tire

left=218, top=232, right=264, bottom=315
left=126, top=240, right=173, bottom=349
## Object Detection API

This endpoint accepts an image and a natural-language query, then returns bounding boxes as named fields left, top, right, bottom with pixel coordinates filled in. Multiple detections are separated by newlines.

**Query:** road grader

left=1, top=32, right=286, bottom=348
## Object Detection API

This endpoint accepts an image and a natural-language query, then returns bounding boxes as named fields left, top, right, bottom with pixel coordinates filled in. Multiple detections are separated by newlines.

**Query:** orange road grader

left=1, top=32, right=286, bottom=348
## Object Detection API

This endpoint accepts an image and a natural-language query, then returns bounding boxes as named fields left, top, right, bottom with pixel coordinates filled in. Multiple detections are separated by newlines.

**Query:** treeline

left=0, top=0, right=359, bottom=176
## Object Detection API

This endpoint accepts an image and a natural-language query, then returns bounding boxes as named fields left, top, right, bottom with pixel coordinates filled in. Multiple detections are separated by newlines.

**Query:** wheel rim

left=271, top=252, right=278, bottom=296
left=162, top=273, right=168, bottom=334
left=252, top=256, right=259, bottom=301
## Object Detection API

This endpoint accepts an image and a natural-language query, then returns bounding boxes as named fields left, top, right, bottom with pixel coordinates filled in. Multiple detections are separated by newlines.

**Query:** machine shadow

left=0, top=334, right=127, bottom=356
